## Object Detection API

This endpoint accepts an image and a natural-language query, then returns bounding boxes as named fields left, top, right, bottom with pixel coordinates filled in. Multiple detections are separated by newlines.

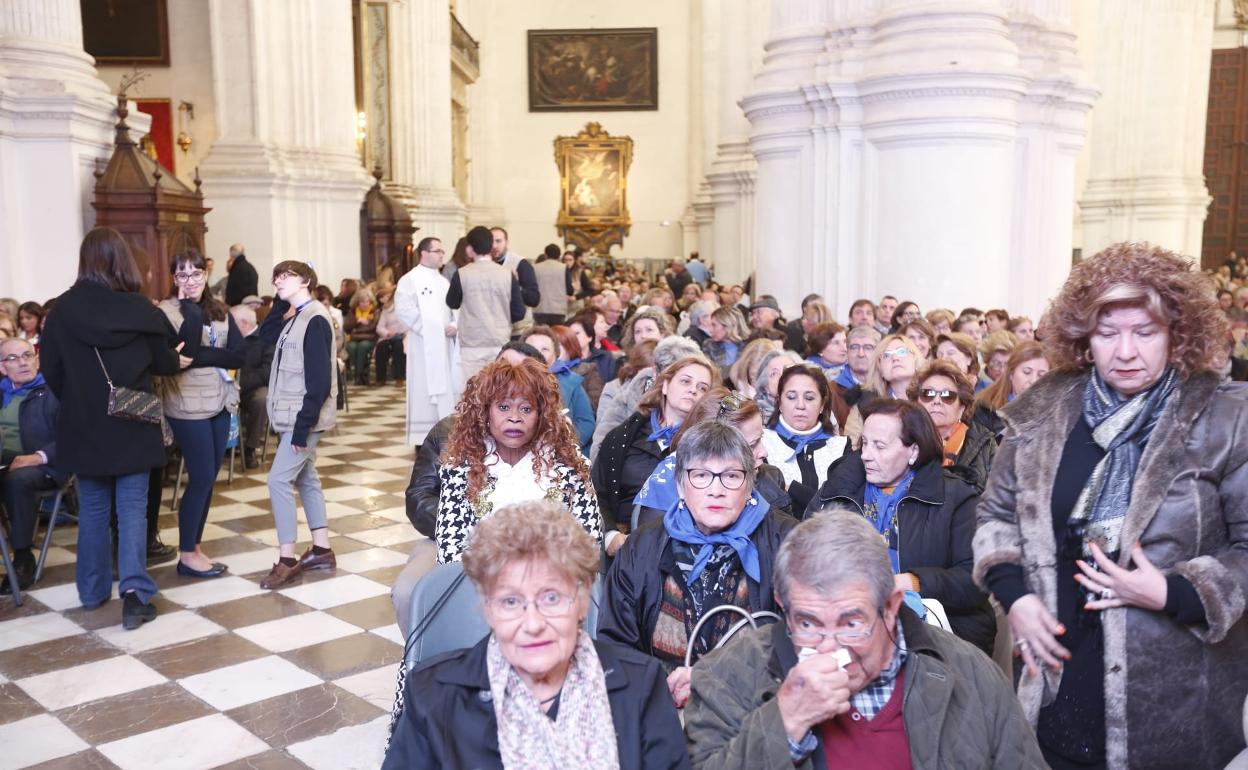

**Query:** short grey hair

left=654, top=335, right=701, bottom=373
left=688, top=299, right=718, bottom=325
left=846, top=325, right=882, bottom=344
left=774, top=507, right=895, bottom=610
left=0, top=336, right=33, bottom=354
left=674, top=422, right=756, bottom=493
left=229, top=243, right=245, bottom=258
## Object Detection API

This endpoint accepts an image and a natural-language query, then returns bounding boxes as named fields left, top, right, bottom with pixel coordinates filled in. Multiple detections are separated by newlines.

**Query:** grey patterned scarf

left=1070, top=366, right=1178, bottom=560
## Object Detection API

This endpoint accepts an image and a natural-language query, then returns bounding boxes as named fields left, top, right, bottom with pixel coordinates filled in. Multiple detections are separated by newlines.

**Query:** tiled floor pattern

left=0, top=387, right=419, bottom=769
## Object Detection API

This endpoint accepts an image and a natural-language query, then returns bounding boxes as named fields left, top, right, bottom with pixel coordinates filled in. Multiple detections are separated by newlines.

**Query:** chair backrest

left=404, top=561, right=603, bottom=668
left=921, top=597, right=952, bottom=632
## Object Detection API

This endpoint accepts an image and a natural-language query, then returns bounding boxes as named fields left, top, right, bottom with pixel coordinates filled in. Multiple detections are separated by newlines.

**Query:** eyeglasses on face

left=1, top=351, right=37, bottom=364
left=173, top=270, right=206, bottom=284
left=787, top=608, right=881, bottom=647
left=918, top=388, right=959, bottom=405
left=685, top=468, right=748, bottom=490
left=488, top=589, right=577, bottom=621
left=848, top=343, right=876, bottom=354
left=881, top=347, right=910, bottom=360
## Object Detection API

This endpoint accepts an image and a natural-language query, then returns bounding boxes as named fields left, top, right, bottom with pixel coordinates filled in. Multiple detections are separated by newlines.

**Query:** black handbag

left=94, top=348, right=163, bottom=425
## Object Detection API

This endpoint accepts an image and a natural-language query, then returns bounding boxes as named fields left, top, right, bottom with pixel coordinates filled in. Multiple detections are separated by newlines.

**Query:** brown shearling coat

left=973, top=368, right=1248, bottom=769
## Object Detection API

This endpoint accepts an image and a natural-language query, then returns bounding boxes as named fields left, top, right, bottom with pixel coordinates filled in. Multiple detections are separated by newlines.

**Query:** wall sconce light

left=176, top=101, right=194, bottom=154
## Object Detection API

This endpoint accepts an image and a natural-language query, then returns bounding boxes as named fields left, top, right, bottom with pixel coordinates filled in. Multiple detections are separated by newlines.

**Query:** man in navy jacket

left=0, top=337, right=63, bottom=591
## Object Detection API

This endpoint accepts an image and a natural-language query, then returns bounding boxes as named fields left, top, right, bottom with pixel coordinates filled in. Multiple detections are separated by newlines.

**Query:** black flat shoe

left=176, top=561, right=228, bottom=578
left=122, top=591, right=156, bottom=630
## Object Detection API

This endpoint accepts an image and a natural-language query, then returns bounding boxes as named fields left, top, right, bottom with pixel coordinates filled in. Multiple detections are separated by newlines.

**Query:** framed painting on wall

left=554, top=122, right=633, bottom=254
left=80, top=0, right=170, bottom=66
left=528, top=28, right=658, bottom=111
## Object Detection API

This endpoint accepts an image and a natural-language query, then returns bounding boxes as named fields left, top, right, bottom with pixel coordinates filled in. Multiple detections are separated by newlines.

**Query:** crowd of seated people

left=6, top=233, right=1248, bottom=769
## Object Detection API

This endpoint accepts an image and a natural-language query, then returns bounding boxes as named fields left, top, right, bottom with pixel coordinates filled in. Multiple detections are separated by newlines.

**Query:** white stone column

left=198, top=0, right=371, bottom=287
left=1078, top=0, right=1215, bottom=259
left=744, top=0, right=1094, bottom=320
left=0, top=0, right=117, bottom=301
left=387, top=0, right=467, bottom=238
left=704, top=0, right=763, bottom=287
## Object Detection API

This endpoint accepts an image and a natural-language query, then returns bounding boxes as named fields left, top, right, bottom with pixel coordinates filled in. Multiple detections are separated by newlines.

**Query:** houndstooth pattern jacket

left=434, top=460, right=603, bottom=564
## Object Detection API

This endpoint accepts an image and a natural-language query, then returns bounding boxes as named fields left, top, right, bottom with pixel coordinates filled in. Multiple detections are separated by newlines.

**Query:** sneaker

left=259, top=560, right=303, bottom=589
left=122, top=591, right=156, bottom=630
left=298, top=547, right=336, bottom=571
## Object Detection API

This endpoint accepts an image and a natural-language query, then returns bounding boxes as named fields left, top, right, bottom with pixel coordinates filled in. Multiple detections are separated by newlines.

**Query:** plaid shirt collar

left=849, top=620, right=908, bottom=721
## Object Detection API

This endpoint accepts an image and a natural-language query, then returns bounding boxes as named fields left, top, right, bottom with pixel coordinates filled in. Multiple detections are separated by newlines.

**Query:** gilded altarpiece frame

left=554, top=123, right=633, bottom=254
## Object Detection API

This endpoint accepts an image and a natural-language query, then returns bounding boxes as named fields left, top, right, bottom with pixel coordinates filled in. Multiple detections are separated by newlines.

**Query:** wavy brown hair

left=975, top=341, right=1048, bottom=411
left=442, top=358, right=589, bottom=502
left=1038, top=242, right=1226, bottom=378
left=636, top=355, right=720, bottom=418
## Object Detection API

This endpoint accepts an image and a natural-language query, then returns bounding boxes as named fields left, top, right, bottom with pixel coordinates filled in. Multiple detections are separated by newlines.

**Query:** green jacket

left=683, top=608, right=1047, bottom=770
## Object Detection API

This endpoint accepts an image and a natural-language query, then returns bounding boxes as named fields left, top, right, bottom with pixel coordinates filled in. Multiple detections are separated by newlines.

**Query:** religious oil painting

left=528, top=28, right=658, bottom=111
left=81, top=0, right=171, bottom=65
left=555, top=123, right=633, bottom=254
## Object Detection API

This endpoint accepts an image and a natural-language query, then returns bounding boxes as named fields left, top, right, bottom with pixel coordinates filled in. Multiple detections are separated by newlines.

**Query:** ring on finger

left=1100, top=588, right=1115, bottom=601
left=1014, top=638, right=1031, bottom=650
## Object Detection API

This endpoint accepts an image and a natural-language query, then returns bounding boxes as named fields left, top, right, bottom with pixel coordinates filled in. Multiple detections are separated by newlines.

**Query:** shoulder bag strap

left=93, top=348, right=116, bottom=390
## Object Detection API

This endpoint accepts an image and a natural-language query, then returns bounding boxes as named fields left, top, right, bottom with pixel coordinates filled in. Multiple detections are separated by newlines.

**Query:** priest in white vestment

left=394, top=237, right=464, bottom=445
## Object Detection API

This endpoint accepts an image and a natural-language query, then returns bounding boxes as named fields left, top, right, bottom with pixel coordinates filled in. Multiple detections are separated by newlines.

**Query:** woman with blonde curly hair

left=974, top=242, right=1248, bottom=769
left=619, top=307, right=672, bottom=352
left=435, top=358, right=601, bottom=563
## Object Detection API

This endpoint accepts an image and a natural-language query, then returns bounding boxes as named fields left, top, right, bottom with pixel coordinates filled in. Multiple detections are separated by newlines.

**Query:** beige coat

left=973, top=369, right=1248, bottom=769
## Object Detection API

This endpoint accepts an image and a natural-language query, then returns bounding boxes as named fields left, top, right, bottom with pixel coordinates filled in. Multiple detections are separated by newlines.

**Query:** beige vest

left=158, top=299, right=238, bottom=420
left=533, top=259, right=568, bottom=318
left=457, top=259, right=515, bottom=349
left=267, top=299, right=338, bottom=433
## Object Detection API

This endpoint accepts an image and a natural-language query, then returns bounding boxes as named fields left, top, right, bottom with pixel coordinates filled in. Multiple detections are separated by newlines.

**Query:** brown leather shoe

left=298, top=548, right=336, bottom=571
left=260, top=560, right=303, bottom=589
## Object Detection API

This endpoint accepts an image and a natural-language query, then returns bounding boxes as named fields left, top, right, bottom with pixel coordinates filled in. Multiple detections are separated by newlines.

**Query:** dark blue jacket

left=2, top=379, right=65, bottom=484
left=554, top=368, right=595, bottom=453
left=382, top=635, right=689, bottom=770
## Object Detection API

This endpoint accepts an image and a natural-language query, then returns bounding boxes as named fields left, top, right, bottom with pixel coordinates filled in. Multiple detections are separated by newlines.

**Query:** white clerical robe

left=394, top=265, right=464, bottom=445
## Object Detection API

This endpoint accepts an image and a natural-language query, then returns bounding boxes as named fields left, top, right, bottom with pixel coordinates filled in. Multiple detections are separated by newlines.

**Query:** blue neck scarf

left=550, top=358, right=579, bottom=376
left=634, top=455, right=678, bottom=512
left=663, top=493, right=770, bottom=584
left=806, top=355, right=836, bottom=371
left=863, top=469, right=915, bottom=573
left=1, top=374, right=44, bottom=409
left=774, top=417, right=833, bottom=462
left=646, top=410, right=679, bottom=445
left=835, top=365, right=859, bottom=389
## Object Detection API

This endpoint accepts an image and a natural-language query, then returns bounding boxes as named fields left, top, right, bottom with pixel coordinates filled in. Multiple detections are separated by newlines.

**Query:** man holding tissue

left=683, top=509, right=1044, bottom=770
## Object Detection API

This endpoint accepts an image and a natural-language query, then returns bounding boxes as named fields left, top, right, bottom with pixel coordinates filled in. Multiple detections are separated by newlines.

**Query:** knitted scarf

left=1070, top=367, right=1178, bottom=560
left=487, top=631, right=620, bottom=770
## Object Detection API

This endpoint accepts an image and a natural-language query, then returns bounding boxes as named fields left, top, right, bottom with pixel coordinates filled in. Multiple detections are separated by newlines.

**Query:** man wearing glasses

left=0, top=338, right=63, bottom=592
left=684, top=509, right=1043, bottom=769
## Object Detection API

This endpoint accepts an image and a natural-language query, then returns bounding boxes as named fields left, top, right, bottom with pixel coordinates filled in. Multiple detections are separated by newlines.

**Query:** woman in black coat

left=598, top=422, right=797, bottom=708
left=40, top=228, right=183, bottom=630
left=806, top=398, right=995, bottom=653
left=591, top=355, right=717, bottom=556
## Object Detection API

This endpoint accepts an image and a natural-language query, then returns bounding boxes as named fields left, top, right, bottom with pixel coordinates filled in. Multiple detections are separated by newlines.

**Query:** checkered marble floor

left=0, top=385, right=419, bottom=770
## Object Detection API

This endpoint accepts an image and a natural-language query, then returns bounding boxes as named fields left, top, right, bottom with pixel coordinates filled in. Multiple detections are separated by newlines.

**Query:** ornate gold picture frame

left=554, top=123, right=633, bottom=254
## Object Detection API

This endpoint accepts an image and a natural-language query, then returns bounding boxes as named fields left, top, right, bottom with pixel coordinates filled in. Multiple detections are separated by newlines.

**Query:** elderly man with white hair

left=0, top=337, right=63, bottom=592
left=684, top=509, right=1045, bottom=769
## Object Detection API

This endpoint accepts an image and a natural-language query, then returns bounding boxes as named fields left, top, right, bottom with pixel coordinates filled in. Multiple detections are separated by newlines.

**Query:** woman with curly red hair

left=434, top=358, right=601, bottom=563
left=974, top=242, right=1248, bottom=769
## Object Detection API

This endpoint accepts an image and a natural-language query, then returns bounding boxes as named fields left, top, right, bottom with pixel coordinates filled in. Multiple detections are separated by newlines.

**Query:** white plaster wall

left=469, top=1, right=694, bottom=261
left=95, top=0, right=216, bottom=192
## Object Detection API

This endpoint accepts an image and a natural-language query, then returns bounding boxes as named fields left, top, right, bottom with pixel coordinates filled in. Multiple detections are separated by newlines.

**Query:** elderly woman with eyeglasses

left=807, top=399, right=995, bottom=653
left=907, top=359, right=996, bottom=492
left=383, top=502, right=690, bottom=770
left=599, top=421, right=798, bottom=708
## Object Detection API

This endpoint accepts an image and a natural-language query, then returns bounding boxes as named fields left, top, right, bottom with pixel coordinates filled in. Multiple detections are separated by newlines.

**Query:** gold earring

left=1083, top=349, right=1094, bottom=364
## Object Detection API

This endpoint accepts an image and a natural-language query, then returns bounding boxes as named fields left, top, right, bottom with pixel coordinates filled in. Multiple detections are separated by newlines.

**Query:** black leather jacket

left=404, top=415, right=454, bottom=538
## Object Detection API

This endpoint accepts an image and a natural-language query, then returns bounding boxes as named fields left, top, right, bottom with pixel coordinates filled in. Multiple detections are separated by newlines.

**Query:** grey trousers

left=267, top=431, right=327, bottom=545
left=391, top=538, right=437, bottom=637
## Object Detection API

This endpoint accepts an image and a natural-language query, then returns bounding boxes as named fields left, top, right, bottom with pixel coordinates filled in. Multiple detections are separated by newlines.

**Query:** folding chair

left=33, top=475, right=77, bottom=584
left=0, top=517, right=21, bottom=606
